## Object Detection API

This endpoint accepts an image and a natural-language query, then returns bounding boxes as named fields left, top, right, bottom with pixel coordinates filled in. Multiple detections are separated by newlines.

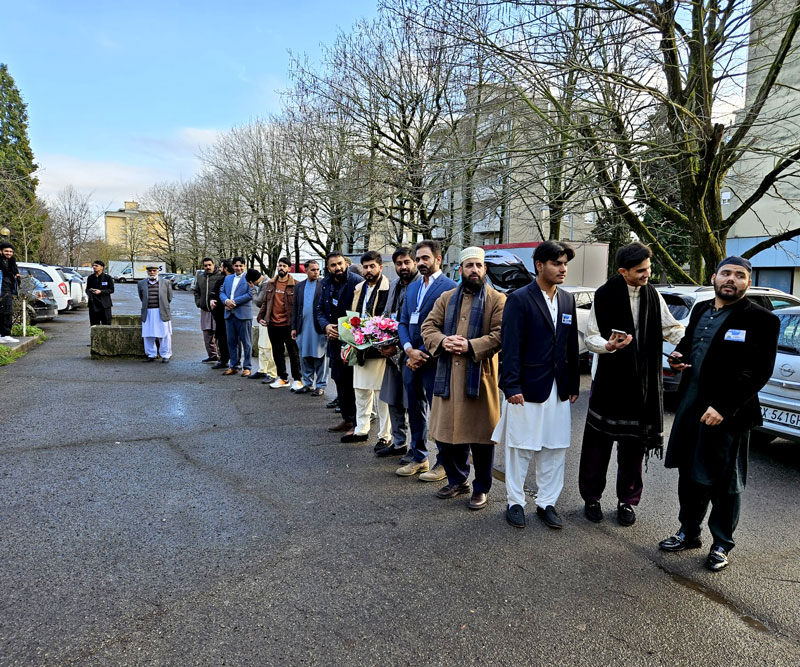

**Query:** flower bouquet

left=337, top=311, right=400, bottom=364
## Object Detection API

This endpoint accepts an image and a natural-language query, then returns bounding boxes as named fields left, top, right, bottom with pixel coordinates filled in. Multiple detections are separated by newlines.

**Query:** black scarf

left=587, top=274, right=665, bottom=454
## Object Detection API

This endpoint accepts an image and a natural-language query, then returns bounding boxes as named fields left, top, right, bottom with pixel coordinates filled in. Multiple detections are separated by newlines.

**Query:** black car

left=484, top=250, right=535, bottom=294
left=17, top=275, right=58, bottom=323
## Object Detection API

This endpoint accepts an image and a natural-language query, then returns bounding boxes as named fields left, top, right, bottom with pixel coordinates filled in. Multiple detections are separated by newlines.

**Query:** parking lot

left=1, top=283, right=800, bottom=664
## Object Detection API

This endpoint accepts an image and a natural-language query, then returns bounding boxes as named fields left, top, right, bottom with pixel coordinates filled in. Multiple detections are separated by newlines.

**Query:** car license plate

left=761, top=406, right=800, bottom=427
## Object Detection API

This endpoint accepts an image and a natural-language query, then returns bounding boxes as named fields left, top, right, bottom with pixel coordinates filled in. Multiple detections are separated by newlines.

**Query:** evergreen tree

left=0, top=63, right=41, bottom=259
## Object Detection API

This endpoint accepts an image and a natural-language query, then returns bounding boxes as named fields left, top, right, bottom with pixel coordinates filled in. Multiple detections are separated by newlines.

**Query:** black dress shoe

left=201, top=357, right=218, bottom=363
left=142, top=357, right=156, bottom=362
left=249, top=371, right=266, bottom=379
left=617, top=502, right=636, bottom=526
left=340, top=433, right=369, bottom=443
left=294, top=386, right=311, bottom=394
left=585, top=501, right=603, bottom=523
left=211, top=362, right=227, bottom=369
left=468, top=492, right=488, bottom=510
left=376, top=445, right=408, bottom=458
left=506, top=504, right=525, bottom=528
left=659, top=530, right=702, bottom=552
left=326, top=398, right=339, bottom=409
left=536, top=505, right=563, bottom=529
left=436, top=482, right=470, bottom=499
left=373, top=438, right=391, bottom=453
left=161, top=358, right=170, bottom=363
left=706, top=545, right=729, bottom=572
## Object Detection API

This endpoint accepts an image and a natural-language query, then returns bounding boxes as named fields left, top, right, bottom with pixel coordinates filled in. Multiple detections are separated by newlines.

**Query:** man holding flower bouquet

left=341, top=251, right=393, bottom=444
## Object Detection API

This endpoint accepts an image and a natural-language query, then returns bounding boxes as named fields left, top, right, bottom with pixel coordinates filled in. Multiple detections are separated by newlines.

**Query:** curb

left=4, top=336, right=42, bottom=355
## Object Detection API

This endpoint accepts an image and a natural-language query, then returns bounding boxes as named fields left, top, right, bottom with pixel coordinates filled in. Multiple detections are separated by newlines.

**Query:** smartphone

left=610, top=328, right=628, bottom=338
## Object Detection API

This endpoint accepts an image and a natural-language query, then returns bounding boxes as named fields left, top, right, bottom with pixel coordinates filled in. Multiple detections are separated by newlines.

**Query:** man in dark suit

left=496, top=241, right=580, bottom=529
left=395, top=239, right=457, bottom=478
left=219, top=256, right=254, bottom=376
left=316, top=251, right=364, bottom=433
left=659, top=256, right=779, bottom=572
left=86, top=260, right=114, bottom=326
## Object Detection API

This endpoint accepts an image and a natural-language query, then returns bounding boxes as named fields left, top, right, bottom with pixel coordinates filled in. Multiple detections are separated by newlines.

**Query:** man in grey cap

left=659, top=256, right=779, bottom=571
left=138, top=264, right=173, bottom=362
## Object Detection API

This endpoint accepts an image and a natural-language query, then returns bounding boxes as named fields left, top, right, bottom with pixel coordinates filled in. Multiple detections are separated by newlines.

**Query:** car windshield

left=662, top=293, right=694, bottom=321
left=486, top=264, right=532, bottom=291
left=777, top=313, right=800, bottom=355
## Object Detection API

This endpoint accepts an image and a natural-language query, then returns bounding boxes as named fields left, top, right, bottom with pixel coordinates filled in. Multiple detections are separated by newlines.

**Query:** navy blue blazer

left=219, top=274, right=253, bottom=320
left=315, top=271, right=364, bottom=332
left=398, top=273, right=457, bottom=352
left=500, top=282, right=580, bottom=402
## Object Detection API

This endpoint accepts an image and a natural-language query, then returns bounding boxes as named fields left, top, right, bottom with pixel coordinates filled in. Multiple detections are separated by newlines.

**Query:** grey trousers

left=388, top=403, right=409, bottom=449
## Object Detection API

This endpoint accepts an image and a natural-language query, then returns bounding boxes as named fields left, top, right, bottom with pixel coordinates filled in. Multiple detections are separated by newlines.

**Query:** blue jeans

left=402, top=361, right=439, bottom=463
left=301, top=355, right=329, bottom=389
left=226, top=317, right=252, bottom=370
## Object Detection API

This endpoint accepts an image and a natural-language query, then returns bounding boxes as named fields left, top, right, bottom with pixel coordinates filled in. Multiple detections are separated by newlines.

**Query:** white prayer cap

left=460, top=246, right=485, bottom=264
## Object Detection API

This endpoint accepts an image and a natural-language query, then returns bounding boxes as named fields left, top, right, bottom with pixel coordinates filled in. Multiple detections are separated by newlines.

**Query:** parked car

left=657, top=284, right=800, bottom=392
left=560, top=285, right=596, bottom=362
left=174, top=277, right=195, bottom=291
left=17, top=262, right=71, bottom=312
left=17, top=275, right=58, bottom=323
left=54, top=266, right=87, bottom=308
left=751, top=306, right=800, bottom=444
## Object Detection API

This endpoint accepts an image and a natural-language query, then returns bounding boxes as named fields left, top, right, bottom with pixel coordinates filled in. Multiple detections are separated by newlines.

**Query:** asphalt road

left=1, top=283, right=799, bottom=665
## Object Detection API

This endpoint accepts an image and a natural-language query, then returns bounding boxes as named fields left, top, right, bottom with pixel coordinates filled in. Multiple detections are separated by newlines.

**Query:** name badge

left=332, top=298, right=338, bottom=306
left=410, top=312, right=420, bottom=325
left=724, top=329, right=746, bottom=342
left=391, top=311, right=398, bottom=320
left=561, top=313, right=572, bottom=325
left=101, top=282, right=108, bottom=286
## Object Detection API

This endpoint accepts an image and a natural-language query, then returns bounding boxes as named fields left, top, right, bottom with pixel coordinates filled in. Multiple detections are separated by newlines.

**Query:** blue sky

left=1, top=0, right=378, bottom=210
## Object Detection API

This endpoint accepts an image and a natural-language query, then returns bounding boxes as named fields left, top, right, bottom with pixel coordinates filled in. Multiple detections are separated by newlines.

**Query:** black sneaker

left=617, top=502, right=636, bottom=526
left=376, top=445, right=408, bottom=458
left=326, top=398, right=339, bottom=409
left=706, top=545, right=729, bottom=572
left=659, top=531, right=702, bottom=552
left=373, top=438, right=391, bottom=453
left=584, top=501, right=603, bottom=523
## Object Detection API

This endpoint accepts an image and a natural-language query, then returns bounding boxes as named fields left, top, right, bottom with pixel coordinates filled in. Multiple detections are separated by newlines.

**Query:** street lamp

left=0, top=227, right=10, bottom=238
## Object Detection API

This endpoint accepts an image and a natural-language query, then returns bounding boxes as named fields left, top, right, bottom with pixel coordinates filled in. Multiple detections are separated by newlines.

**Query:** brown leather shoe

left=327, top=420, right=353, bottom=433
left=223, top=368, right=238, bottom=376
left=241, top=370, right=251, bottom=377
left=468, top=492, right=488, bottom=510
left=436, top=482, right=470, bottom=499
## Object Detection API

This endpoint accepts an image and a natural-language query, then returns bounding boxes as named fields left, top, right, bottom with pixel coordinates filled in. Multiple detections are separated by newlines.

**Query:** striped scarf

left=433, top=282, right=486, bottom=399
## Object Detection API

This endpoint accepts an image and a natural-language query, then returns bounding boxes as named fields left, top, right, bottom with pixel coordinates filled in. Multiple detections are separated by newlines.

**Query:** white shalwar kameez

left=492, top=289, right=570, bottom=509
left=142, top=308, right=173, bottom=359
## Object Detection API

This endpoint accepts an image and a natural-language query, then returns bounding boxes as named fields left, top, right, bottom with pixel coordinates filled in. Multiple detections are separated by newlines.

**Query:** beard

left=463, top=274, right=485, bottom=292
left=714, top=280, right=746, bottom=302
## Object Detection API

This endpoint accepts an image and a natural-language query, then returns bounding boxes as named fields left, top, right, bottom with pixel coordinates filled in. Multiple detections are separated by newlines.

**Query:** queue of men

left=186, top=240, right=778, bottom=573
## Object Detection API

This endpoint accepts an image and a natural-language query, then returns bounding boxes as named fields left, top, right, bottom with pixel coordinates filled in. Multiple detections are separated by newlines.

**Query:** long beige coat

left=421, top=286, right=506, bottom=445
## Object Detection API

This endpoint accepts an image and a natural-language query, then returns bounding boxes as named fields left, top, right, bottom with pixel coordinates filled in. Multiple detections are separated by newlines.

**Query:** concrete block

left=111, top=314, right=142, bottom=326
left=91, top=325, right=146, bottom=357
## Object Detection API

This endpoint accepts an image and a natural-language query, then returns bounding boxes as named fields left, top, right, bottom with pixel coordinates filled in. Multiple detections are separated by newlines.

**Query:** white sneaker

left=270, top=378, right=290, bottom=388
left=0, top=336, right=19, bottom=343
left=290, top=380, right=304, bottom=392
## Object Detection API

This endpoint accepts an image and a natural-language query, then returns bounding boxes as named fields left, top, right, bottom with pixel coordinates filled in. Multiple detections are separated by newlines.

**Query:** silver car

left=754, top=306, right=800, bottom=444
left=657, top=285, right=800, bottom=392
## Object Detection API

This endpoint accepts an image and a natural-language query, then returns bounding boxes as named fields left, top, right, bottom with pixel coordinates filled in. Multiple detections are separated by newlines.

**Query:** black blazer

left=673, top=297, right=779, bottom=431
left=500, top=282, right=580, bottom=402
left=86, top=272, right=115, bottom=309
left=292, top=278, right=324, bottom=335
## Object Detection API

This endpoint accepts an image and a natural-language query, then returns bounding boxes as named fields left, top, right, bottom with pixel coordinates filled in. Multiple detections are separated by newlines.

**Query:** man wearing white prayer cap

left=420, top=245, right=506, bottom=510
left=493, top=240, right=580, bottom=529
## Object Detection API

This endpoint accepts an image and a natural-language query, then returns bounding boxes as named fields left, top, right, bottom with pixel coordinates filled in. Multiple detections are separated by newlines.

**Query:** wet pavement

left=1, top=283, right=800, bottom=665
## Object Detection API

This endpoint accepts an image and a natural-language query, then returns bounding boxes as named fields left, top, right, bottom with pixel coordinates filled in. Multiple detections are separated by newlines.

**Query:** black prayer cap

left=716, top=256, right=752, bottom=274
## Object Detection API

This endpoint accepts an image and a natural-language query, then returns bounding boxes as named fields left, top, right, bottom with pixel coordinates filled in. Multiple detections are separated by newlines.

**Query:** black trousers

left=89, top=307, right=111, bottom=325
left=268, top=324, right=301, bottom=381
left=438, top=441, right=495, bottom=493
left=578, top=423, right=646, bottom=506
left=211, top=307, right=229, bottom=363
left=678, top=473, right=741, bottom=552
left=330, top=349, right=356, bottom=423
left=0, top=311, right=12, bottom=336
